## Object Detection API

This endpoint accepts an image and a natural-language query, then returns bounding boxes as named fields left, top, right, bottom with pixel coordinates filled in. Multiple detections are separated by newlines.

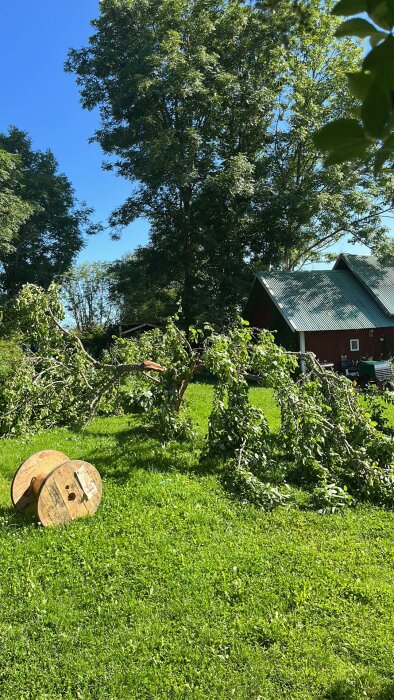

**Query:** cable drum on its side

left=11, top=451, right=102, bottom=526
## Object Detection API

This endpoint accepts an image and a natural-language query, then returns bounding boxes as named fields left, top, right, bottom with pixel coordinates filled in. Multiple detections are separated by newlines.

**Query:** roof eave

left=257, top=275, right=300, bottom=333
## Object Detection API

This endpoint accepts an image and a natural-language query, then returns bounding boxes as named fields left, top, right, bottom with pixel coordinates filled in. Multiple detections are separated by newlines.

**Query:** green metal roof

left=334, top=254, right=394, bottom=316
left=257, top=269, right=394, bottom=332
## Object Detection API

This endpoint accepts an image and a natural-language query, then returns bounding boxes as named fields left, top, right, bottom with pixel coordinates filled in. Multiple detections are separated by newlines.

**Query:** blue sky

left=0, top=2, right=382, bottom=270
left=0, top=0, right=149, bottom=264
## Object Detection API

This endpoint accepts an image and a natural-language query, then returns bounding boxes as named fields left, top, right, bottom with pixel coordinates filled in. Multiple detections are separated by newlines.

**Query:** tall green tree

left=0, top=149, right=33, bottom=256
left=0, top=127, right=95, bottom=295
left=246, top=1, right=394, bottom=270
left=67, top=0, right=290, bottom=325
left=67, top=0, right=393, bottom=325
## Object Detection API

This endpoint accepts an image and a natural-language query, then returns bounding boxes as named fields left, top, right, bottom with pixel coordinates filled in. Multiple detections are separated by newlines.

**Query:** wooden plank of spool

left=37, top=460, right=102, bottom=527
left=11, top=450, right=69, bottom=513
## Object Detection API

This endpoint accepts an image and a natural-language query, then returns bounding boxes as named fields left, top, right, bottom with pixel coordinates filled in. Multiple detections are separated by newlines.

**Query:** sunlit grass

left=0, top=384, right=393, bottom=699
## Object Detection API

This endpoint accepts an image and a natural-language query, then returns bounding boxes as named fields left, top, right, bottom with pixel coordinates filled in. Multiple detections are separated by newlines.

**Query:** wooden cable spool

left=11, top=450, right=102, bottom=526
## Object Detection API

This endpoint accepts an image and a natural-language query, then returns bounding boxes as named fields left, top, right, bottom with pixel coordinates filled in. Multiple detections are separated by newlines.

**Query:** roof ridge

left=258, top=269, right=352, bottom=276
left=334, top=253, right=394, bottom=316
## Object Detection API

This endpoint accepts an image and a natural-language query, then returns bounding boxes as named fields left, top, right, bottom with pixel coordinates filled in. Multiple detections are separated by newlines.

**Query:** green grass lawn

left=0, top=385, right=393, bottom=699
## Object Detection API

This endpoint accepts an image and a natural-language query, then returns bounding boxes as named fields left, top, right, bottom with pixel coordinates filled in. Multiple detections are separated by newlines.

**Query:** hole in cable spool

left=68, top=492, right=76, bottom=502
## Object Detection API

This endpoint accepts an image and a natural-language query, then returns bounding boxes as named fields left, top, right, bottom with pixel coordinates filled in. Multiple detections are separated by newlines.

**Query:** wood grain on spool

left=11, top=450, right=69, bottom=513
left=37, top=460, right=102, bottom=527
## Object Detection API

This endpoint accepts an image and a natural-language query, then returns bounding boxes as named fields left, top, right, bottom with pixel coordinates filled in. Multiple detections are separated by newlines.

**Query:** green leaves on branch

left=332, top=0, right=394, bottom=30
left=361, top=79, right=392, bottom=138
left=374, top=132, right=394, bottom=170
left=0, top=285, right=197, bottom=441
left=314, top=1, right=394, bottom=172
left=366, top=0, right=394, bottom=30
left=363, top=33, right=394, bottom=67
left=347, top=71, right=374, bottom=99
left=0, top=149, right=34, bottom=256
left=203, top=319, right=394, bottom=511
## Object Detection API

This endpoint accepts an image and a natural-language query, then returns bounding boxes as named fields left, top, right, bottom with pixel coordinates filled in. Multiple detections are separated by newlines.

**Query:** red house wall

left=305, top=328, right=394, bottom=368
left=244, top=281, right=298, bottom=350
left=244, top=280, right=280, bottom=328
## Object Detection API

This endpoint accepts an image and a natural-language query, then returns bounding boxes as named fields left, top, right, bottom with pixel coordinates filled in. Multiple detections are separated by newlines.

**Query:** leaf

left=370, top=30, right=387, bottom=47
left=361, top=80, right=391, bottom=136
left=363, top=35, right=394, bottom=71
left=366, top=0, right=394, bottom=30
left=313, top=118, right=369, bottom=153
left=335, top=17, right=384, bottom=37
left=324, top=142, right=369, bottom=164
left=374, top=132, right=394, bottom=172
left=374, top=147, right=391, bottom=172
left=347, top=71, right=374, bottom=99
left=332, top=0, right=367, bottom=15
left=314, top=119, right=371, bottom=163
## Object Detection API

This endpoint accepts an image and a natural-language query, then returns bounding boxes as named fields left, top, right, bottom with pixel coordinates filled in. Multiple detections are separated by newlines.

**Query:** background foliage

left=67, top=0, right=394, bottom=325
left=0, top=127, right=96, bottom=297
left=61, top=261, right=118, bottom=331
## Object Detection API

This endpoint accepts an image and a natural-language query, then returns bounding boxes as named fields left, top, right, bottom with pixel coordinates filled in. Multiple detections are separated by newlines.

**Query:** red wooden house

left=244, top=254, right=394, bottom=369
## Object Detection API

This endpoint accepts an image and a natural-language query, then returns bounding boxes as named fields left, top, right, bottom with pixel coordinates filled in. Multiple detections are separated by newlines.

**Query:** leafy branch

left=314, top=0, right=394, bottom=174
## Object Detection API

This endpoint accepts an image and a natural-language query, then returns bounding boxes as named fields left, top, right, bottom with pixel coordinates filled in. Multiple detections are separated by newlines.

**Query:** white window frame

left=350, top=338, right=359, bottom=352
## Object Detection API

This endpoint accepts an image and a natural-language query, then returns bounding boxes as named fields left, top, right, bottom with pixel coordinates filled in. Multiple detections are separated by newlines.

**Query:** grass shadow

left=375, top=685, right=394, bottom=700
left=0, top=505, right=36, bottom=530
left=80, top=422, right=217, bottom=483
left=323, top=679, right=394, bottom=700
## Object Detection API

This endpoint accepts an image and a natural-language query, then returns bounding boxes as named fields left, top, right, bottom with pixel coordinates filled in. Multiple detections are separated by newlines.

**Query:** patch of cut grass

left=185, top=383, right=280, bottom=434
left=0, top=384, right=393, bottom=699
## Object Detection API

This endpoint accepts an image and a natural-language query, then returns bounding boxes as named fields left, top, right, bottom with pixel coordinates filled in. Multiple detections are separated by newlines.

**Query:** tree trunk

left=180, top=186, right=195, bottom=329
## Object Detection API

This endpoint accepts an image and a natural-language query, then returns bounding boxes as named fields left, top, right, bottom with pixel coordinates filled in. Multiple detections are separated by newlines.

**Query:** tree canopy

left=67, top=0, right=286, bottom=324
left=0, top=148, right=33, bottom=257
left=67, top=0, right=394, bottom=324
left=109, top=247, right=180, bottom=324
left=0, top=127, right=95, bottom=296
left=61, top=262, right=118, bottom=331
